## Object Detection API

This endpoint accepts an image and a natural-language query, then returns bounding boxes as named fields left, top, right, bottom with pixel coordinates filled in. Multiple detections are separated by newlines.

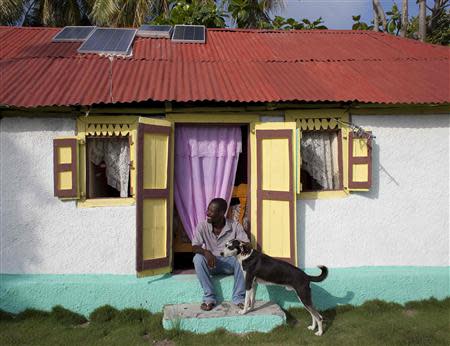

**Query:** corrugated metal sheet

left=0, top=26, right=448, bottom=108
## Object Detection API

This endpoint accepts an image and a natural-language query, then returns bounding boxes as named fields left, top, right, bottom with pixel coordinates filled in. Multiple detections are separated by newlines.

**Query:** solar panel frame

left=77, top=28, right=137, bottom=56
left=171, top=25, right=206, bottom=44
left=52, top=26, right=96, bottom=42
left=137, top=25, right=173, bottom=38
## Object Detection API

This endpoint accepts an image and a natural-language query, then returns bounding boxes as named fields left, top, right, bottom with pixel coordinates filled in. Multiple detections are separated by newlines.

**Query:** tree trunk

left=400, top=0, right=408, bottom=37
left=373, top=1, right=379, bottom=31
left=418, top=0, right=427, bottom=42
left=428, top=0, right=448, bottom=33
left=373, top=0, right=387, bottom=31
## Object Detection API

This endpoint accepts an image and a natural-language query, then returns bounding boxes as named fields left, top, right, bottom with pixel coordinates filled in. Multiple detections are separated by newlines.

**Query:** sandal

left=200, top=302, right=215, bottom=311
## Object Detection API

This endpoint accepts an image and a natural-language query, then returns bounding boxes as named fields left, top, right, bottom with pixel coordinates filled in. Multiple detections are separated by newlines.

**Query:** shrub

left=51, top=305, right=87, bottom=326
left=89, top=305, right=119, bottom=322
left=117, top=308, right=151, bottom=323
left=0, top=309, right=15, bottom=321
left=17, top=308, right=51, bottom=320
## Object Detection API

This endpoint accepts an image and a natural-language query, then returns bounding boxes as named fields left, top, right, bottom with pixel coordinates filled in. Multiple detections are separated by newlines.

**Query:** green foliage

left=352, top=3, right=449, bottom=46
left=16, top=308, right=51, bottom=320
left=270, top=16, right=327, bottom=30
left=117, top=308, right=152, bottom=323
left=89, top=305, right=119, bottom=323
left=51, top=305, right=87, bottom=326
left=228, top=0, right=271, bottom=28
left=152, top=0, right=226, bottom=28
left=0, top=309, right=15, bottom=321
left=0, top=0, right=24, bottom=25
left=427, top=9, right=450, bottom=45
left=22, top=0, right=92, bottom=27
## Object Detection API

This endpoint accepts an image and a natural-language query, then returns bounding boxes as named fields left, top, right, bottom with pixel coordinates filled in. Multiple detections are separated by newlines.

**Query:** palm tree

left=228, top=0, right=284, bottom=28
left=90, top=0, right=170, bottom=27
left=0, top=0, right=170, bottom=27
left=0, top=0, right=92, bottom=26
left=1, top=0, right=25, bottom=25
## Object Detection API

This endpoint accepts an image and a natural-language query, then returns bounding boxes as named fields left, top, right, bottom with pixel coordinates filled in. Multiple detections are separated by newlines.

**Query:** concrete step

left=162, top=301, right=286, bottom=334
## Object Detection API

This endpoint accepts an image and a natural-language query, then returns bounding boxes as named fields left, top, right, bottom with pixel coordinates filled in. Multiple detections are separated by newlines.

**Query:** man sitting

left=192, top=198, right=249, bottom=311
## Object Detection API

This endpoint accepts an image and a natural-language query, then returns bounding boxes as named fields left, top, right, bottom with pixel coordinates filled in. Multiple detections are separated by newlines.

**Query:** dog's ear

left=240, top=242, right=252, bottom=255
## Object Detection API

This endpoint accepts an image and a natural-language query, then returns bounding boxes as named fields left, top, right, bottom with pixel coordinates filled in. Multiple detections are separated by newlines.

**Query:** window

left=287, top=109, right=373, bottom=199
left=86, top=137, right=131, bottom=198
left=53, top=116, right=138, bottom=207
left=300, top=130, right=342, bottom=191
left=79, top=118, right=137, bottom=206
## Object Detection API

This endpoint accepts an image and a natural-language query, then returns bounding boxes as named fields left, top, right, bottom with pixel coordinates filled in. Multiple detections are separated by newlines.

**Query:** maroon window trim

left=348, top=131, right=373, bottom=190
left=136, top=123, right=172, bottom=272
left=53, top=138, right=77, bottom=198
left=256, top=129, right=295, bottom=265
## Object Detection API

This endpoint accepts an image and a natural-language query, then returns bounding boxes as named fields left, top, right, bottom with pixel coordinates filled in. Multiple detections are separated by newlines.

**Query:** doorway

left=172, top=124, right=250, bottom=272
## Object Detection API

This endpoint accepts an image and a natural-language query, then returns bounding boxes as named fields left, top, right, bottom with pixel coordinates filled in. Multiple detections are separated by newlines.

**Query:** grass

left=1, top=298, right=449, bottom=346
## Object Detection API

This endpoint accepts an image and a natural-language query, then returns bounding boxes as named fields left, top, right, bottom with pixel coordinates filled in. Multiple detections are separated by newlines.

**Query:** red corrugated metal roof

left=0, top=26, right=448, bottom=108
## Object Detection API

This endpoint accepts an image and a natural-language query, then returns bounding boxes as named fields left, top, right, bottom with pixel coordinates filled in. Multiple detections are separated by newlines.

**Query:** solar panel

left=171, top=25, right=206, bottom=43
left=52, top=26, right=96, bottom=42
left=78, top=28, right=137, bottom=56
left=137, top=25, right=173, bottom=38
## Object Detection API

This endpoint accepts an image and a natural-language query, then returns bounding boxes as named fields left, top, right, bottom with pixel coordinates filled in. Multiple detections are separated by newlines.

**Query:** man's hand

left=204, top=249, right=216, bottom=268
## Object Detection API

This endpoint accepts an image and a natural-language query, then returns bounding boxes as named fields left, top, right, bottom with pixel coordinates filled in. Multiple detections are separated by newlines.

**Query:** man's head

left=206, top=198, right=228, bottom=224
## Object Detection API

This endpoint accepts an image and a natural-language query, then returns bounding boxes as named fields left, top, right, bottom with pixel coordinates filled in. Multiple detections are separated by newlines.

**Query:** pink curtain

left=174, top=126, right=242, bottom=240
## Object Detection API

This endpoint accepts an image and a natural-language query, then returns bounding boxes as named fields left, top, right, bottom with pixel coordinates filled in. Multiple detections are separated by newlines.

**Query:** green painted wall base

left=1, top=267, right=449, bottom=317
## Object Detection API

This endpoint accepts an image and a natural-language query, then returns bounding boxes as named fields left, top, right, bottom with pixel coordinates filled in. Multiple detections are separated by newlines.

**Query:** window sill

left=77, top=197, right=135, bottom=208
left=298, top=190, right=349, bottom=200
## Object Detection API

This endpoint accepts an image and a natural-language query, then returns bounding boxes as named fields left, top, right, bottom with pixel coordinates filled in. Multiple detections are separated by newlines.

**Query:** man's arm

left=192, top=224, right=216, bottom=268
left=192, top=245, right=216, bottom=268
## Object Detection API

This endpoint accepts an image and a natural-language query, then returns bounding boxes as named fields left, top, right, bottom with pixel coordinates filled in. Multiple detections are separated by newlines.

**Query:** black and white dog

left=221, top=239, right=328, bottom=336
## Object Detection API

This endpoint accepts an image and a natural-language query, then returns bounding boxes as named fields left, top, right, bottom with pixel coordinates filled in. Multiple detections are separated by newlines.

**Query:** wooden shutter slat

left=53, top=137, right=78, bottom=198
left=136, top=122, right=172, bottom=273
left=348, top=131, right=372, bottom=190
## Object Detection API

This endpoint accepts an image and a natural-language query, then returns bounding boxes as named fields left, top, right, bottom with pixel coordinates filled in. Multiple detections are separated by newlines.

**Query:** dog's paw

left=307, top=325, right=315, bottom=331
left=314, top=331, right=323, bottom=336
left=238, top=309, right=248, bottom=315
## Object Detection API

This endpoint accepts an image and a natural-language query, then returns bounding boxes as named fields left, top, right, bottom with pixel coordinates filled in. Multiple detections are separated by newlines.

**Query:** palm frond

left=0, top=0, right=25, bottom=25
left=90, top=0, right=119, bottom=26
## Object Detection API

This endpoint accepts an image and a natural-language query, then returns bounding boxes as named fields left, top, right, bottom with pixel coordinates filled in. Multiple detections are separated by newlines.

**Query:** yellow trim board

left=285, top=109, right=347, bottom=120
left=299, top=190, right=349, bottom=200
left=166, top=113, right=260, bottom=123
left=137, top=266, right=171, bottom=277
left=77, top=198, right=135, bottom=208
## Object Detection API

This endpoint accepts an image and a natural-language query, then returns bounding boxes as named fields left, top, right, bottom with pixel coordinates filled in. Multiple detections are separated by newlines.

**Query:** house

left=0, top=26, right=449, bottom=317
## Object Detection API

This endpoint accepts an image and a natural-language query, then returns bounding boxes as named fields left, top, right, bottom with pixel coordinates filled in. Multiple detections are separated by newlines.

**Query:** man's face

left=206, top=202, right=224, bottom=224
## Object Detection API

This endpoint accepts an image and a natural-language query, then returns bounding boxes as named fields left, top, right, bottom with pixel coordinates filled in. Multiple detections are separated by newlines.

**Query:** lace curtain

left=88, top=138, right=130, bottom=197
left=301, top=132, right=340, bottom=190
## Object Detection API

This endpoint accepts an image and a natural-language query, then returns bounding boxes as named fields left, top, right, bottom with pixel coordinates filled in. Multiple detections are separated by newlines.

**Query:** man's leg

left=193, top=254, right=216, bottom=304
left=215, top=256, right=245, bottom=305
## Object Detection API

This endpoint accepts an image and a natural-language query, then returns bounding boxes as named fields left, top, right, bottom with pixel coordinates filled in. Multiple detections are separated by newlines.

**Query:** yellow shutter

left=136, top=117, right=173, bottom=275
left=53, top=137, right=79, bottom=199
left=254, top=122, right=297, bottom=265
left=347, top=131, right=373, bottom=191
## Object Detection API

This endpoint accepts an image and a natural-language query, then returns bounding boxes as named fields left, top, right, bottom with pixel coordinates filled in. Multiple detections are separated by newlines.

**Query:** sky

left=273, top=0, right=420, bottom=29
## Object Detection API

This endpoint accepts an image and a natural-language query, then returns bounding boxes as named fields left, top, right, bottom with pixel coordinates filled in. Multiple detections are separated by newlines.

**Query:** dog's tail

left=308, top=265, right=328, bottom=282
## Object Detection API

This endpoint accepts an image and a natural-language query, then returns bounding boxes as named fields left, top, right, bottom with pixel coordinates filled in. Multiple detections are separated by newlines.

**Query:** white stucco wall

left=0, top=117, right=136, bottom=274
left=1, top=114, right=449, bottom=275
left=299, top=114, right=450, bottom=268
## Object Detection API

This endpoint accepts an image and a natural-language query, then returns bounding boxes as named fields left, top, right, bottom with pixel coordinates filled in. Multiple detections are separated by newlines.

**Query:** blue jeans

left=193, top=253, right=245, bottom=305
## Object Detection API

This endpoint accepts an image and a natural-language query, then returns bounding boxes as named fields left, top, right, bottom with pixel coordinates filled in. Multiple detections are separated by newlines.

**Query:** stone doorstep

left=162, top=301, right=286, bottom=334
